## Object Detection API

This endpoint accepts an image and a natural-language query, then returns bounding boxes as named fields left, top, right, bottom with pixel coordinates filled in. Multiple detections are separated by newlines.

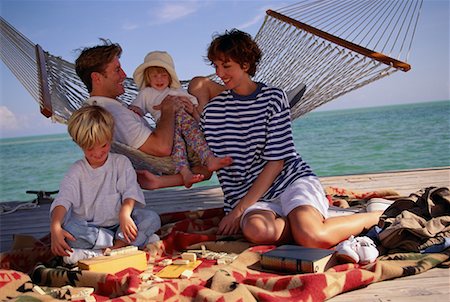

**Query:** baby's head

left=133, top=51, right=181, bottom=90
left=67, top=105, right=114, bottom=150
left=144, top=66, right=172, bottom=91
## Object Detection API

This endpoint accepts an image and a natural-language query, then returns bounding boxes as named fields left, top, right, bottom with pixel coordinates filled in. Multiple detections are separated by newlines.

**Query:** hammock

left=0, top=0, right=422, bottom=175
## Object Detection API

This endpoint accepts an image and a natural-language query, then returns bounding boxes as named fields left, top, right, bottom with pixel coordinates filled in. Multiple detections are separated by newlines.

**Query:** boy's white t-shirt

left=132, top=87, right=198, bottom=121
left=50, top=153, right=145, bottom=227
left=86, top=96, right=152, bottom=149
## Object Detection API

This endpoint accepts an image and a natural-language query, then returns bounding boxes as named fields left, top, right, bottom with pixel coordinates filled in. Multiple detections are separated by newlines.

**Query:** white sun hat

left=133, top=50, right=181, bottom=90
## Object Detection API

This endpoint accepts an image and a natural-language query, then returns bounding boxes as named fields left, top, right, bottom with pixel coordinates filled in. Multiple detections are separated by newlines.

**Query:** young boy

left=130, top=50, right=232, bottom=187
left=50, top=105, right=161, bottom=265
left=200, top=29, right=383, bottom=249
left=75, top=41, right=213, bottom=188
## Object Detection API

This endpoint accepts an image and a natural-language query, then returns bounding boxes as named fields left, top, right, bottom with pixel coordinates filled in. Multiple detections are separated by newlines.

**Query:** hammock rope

left=0, top=0, right=422, bottom=175
left=252, top=0, right=422, bottom=118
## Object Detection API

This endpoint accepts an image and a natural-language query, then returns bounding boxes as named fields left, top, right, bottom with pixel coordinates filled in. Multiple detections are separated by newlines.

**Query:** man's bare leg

left=137, top=165, right=212, bottom=190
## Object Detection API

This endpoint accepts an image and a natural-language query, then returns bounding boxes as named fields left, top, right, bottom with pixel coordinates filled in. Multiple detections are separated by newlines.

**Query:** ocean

left=0, top=100, right=449, bottom=203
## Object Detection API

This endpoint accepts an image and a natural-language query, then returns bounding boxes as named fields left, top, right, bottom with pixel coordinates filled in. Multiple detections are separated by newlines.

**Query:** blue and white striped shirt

left=200, top=83, right=314, bottom=212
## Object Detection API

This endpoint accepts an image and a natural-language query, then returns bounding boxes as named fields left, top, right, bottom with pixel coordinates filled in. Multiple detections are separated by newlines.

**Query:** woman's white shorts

left=240, top=176, right=329, bottom=228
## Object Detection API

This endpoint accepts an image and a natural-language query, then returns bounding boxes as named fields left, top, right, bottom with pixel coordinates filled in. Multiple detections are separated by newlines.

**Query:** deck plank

left=328, top=268, right=450, bottom=302
left=1, top=167, right=448, bottom=252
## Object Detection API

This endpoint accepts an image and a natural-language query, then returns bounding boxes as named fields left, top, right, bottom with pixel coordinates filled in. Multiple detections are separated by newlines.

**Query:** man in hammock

left=75, top=40, right=212, bottom=187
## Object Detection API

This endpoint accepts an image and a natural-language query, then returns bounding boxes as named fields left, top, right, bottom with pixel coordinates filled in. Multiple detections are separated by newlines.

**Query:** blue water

left=1, top=101, right=449, bottom=203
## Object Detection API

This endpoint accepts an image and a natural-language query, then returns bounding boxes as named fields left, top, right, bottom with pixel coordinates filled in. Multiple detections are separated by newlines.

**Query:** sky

left=0, top=0, right=449, bottom=139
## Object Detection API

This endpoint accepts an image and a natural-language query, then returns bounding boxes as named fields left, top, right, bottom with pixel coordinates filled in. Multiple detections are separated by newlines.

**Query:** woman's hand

left=177, top=96, right=195, bottom=114
left=217, top=209, right=242, bottom=236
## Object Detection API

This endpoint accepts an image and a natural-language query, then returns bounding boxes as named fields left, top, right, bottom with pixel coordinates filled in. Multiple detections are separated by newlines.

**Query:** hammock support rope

left=0, top=0, right=422, bottom=175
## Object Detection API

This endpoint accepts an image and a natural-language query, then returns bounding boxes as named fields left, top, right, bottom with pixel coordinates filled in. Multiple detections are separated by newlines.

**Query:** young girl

left=50, top=105, right=161, bottom=265
left=131, top=51, right=232, bottom=187
left=200, top=29, right=383, bottom=249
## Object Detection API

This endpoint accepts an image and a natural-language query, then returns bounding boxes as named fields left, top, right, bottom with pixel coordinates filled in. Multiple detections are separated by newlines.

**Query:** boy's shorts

left=240, top=176, right=329, bottom=228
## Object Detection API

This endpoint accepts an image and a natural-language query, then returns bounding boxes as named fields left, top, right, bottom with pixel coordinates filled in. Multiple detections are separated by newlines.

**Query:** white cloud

left=0, top=106, right=67, bottom=138
left=150, top=2, right=199, bottom=24
left=0, top=106, right=20, bottom=130
left=237, top=14, right=264, bottom=30
left=236, top=5, right=271, bottom=30
left=122, top=22, right=139, bottom=31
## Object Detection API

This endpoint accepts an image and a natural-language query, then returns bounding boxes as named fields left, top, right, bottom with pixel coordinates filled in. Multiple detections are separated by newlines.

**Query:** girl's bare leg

left=206, top=155, right=233, bottom=172
left=179, top=166, right=205, bottom=188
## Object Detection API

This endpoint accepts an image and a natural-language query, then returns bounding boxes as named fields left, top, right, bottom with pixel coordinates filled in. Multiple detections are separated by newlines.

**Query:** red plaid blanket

left=1, top=188, right=448, bottom=301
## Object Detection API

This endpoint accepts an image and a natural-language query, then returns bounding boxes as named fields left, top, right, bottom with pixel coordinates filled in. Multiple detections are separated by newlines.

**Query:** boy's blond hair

left=67, top=105, right=114, bottom=149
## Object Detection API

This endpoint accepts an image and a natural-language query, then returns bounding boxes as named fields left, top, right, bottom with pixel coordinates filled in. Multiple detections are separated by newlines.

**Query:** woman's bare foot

left=180, top=166, right=205, bottom=188
left=207, top=156, right=233, bottom=172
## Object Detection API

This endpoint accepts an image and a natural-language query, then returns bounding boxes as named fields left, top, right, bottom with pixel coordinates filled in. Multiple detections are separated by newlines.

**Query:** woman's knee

left=187, top=76, right=209, bottom=94
left=241, top=214, right=279, bottom=244
left=188, top=76, right=224, bottom=101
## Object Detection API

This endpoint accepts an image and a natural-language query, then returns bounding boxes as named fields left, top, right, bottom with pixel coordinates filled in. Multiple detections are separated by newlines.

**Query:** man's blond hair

left=67, top=105, right=114, bottom=150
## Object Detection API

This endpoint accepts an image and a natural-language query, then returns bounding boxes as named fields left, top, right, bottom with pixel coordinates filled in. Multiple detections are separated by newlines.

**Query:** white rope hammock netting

left=0, top=0, right=422, bottom=175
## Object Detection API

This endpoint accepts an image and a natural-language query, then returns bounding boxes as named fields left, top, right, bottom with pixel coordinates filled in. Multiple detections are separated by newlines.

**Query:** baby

left=131, top=51, right=232, bottom=187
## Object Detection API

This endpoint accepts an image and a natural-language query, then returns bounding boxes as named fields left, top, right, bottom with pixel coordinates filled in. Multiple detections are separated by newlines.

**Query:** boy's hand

left=51, top=225, right=75, bottom=257
left=119, top=215, right=138, bottom=243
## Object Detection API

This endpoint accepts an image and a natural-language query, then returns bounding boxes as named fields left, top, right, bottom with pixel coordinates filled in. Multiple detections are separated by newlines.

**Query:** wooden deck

left=0, top=167, right=449, bottom=300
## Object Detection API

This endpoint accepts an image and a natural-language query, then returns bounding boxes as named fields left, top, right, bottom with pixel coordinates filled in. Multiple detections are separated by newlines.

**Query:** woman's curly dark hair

left=207, top=29, right=262, bottom=77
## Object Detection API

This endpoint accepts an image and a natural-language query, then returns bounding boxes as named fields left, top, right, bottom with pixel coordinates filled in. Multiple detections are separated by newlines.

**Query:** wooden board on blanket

left=78, top=250, right=147, bottom=274
left=157, top=260, right=202, bottom=279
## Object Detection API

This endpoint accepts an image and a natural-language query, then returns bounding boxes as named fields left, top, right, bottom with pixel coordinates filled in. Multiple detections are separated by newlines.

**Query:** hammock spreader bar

left=267, top=9, right=411, bottom=72
left=36, top=44, right=52, bottom=117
